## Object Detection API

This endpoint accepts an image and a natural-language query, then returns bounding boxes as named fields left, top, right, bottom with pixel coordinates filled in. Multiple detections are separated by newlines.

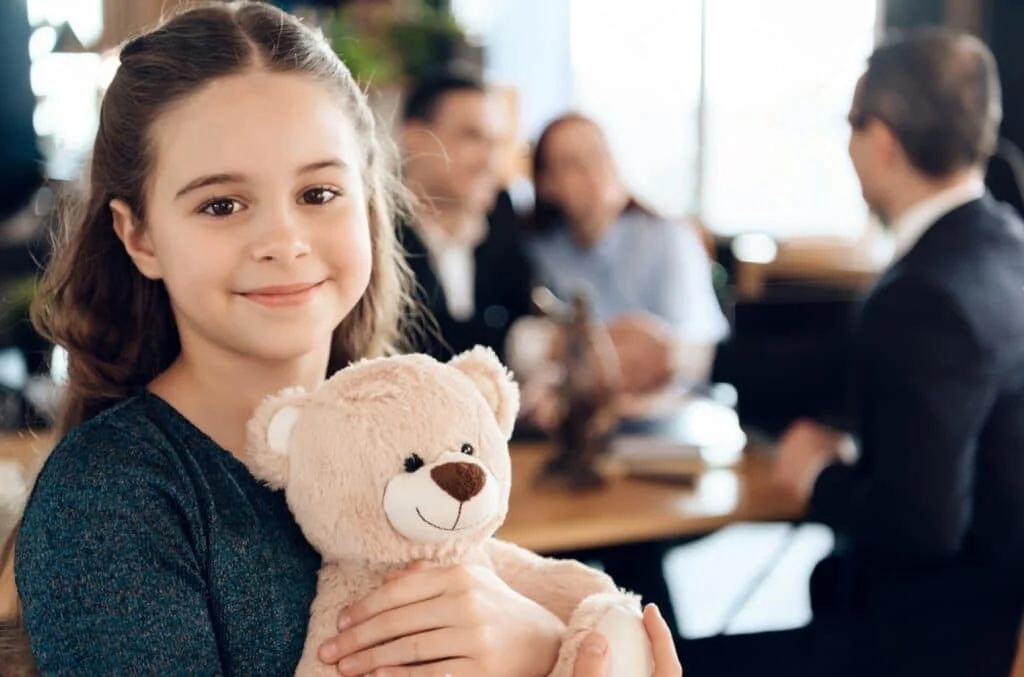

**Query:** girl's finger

left=572, top=632, right=610, bottom=677
left=334, top=627, right=472, bottom=676
left=643, top=605, right=683, bottom=677
left=337, top=567, right=451, bottom=632
left=322, top=595, right=457, bottom=664
left=371, top=657, right=475, bottom=677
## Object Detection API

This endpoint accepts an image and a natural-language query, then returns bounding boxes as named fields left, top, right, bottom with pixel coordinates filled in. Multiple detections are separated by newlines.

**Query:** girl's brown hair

left=39, top=0, right=412, bottom=435
left=0, top=2, right=412, bottom=671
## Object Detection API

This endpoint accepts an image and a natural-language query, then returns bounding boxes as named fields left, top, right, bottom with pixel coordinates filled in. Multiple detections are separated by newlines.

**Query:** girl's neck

left=148, top=342, right=331, bottom=457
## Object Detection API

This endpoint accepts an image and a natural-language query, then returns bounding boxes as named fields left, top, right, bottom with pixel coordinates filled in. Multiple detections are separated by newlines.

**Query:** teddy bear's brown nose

left=431, top=462, right=485, bottom=502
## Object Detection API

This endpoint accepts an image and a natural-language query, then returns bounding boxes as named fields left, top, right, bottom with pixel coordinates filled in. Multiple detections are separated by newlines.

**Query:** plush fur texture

left=243, top=347, right=653, bottom=676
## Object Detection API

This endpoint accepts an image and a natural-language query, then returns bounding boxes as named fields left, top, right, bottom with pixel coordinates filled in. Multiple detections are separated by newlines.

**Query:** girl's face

left=537, top=119, right=625, bottom=226
left=113, top=70, right=372, bottom=368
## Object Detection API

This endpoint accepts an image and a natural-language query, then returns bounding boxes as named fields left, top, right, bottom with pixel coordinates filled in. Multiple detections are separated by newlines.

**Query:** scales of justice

left=532, top=287, right=622, bottom=492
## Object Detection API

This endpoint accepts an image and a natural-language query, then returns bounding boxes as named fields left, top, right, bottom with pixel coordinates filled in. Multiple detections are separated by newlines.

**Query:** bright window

left=25, top=0, right=105, bottom=180
left=570, top=0, right=703, bottom=218
left=701, top=0, right=878, bottom=237
left=566, top=0, right=879, bottom=238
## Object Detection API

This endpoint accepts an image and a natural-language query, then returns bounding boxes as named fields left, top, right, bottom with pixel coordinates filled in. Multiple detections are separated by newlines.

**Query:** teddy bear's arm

left=485, top=538, right=620, bottom=623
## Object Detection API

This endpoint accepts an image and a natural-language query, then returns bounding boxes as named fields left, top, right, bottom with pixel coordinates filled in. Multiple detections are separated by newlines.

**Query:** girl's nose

left=251, top=210, right=311, bottom=262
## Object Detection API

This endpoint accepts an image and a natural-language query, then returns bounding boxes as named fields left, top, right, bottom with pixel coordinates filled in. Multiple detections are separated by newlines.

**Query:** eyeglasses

left=848, top=108, right=889, bottom=131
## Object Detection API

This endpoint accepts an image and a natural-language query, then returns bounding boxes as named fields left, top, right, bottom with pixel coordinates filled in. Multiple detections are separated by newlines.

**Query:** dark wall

left=986, top=0, right=1024, bottom=151
left=881, top=0, right=1024, bottom=215
left=0, top=0, right=42, bottom=220
left=983, top=0, right=1024, bottom=214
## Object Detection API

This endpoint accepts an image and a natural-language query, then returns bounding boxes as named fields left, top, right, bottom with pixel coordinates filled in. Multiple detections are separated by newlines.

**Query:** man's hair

left=852, top=27, right=1002, bottom=177
left=402, top=70, right=485, bottom=124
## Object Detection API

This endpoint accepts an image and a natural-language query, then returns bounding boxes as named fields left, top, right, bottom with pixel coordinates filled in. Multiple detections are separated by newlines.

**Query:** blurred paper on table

left=608, top=397, right=747, bottom=476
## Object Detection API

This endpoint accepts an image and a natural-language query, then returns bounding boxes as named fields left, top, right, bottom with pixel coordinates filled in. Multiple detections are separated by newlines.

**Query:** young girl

left=4, top=3, right=680, bottom=675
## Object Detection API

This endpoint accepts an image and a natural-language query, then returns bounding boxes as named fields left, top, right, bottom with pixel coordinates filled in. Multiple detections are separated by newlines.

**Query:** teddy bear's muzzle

left=430, top=462, right=485, bottom=502
left=382, top=452, right=502, bottom=544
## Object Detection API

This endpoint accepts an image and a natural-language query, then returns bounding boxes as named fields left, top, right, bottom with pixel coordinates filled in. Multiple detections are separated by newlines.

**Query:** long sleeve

left=15, top=427, right=223, bottom=675
left=808, top=277, right=997, bottom=558
left=652, top=222, right=729, bottom=344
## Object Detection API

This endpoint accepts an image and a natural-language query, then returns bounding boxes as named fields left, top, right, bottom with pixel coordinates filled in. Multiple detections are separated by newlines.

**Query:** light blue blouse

left=525, top=210, right=730, bottom=344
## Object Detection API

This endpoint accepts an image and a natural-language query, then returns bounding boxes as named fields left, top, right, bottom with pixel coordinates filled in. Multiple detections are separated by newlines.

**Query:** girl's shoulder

left=24, top=392, right=214, bottom=524
left=16, top=393, right=226, bottom=588
left=44, top=393, right=181, bottom=476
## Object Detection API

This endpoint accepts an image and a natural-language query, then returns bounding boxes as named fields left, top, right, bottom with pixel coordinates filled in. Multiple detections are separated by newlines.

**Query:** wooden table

left=0, top=430, right=50, bottom=480
left=1, top=431, right=800, bottom=554
left=500, top=443, right=800, bottom=553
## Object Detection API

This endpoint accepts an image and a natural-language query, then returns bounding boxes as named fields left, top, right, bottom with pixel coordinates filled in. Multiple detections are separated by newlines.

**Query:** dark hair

left=401, top=69, right=485, bottom=124
left=1, top=1, right=413, bottom=670
left=527, top=112, right=653, bottom=233
left=37, top=0, right=412, bottom=435
left=851, top=27, right=1002, bottom=177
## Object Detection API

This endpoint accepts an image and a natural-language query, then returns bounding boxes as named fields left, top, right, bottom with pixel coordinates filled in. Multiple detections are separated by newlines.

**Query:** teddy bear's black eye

left=404, top=454, right=425, bottom=473
left=460, top=443, right=474, bottom=456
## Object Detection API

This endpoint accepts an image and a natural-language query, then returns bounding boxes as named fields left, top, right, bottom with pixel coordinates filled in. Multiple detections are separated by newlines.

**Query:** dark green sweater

left=15, top=391, right=321, bottom=675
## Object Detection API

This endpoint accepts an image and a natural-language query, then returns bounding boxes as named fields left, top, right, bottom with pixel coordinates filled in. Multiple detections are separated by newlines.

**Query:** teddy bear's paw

left=548, top=592, right=654, bottom=677
left=590, top=599, right=654, bottom=676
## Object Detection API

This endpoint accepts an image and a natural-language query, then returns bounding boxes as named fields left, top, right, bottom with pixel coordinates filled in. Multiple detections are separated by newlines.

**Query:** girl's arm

left=14, top=429, right=223, bottom=674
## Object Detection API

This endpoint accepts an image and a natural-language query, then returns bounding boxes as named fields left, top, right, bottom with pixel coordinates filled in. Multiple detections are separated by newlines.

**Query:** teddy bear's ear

left=449, top=346, right=520, bottom=439
left=244, top=386, right=306, bottom=489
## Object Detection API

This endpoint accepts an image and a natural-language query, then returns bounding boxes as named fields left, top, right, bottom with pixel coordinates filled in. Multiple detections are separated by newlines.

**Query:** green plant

left=1, top=276, right=36, bottom=332
left=1, top=274, right=52, bottom=375
left=322, top=10, right=402, bottom=85
left=389, top=9, right=464, bottom=80
left=321, top=4, right=467, bottom=86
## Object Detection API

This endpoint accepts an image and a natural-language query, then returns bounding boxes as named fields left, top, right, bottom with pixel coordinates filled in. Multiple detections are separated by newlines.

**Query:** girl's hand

left=318, top=562, right=565, bottom=676
left=572, top=605, right=683, bottom=677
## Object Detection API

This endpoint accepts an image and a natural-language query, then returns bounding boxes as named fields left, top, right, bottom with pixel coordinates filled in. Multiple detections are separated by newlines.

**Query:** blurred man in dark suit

left=397, top=72, right=535, bottom=364
left=772, top=27, right=1024, bottom=677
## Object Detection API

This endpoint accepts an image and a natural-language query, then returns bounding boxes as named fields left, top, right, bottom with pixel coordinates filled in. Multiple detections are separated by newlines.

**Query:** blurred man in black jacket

left=771, top=28, right=1024, bottom=677
left=397, top=72, right=534, bottom=363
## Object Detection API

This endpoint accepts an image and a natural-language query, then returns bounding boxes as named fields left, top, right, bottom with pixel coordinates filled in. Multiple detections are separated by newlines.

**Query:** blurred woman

left=510, top=113, right=728, bottom=401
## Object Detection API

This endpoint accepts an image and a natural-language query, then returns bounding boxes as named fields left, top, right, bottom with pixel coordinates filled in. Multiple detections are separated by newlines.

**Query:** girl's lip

left=240, top=280, right=325, bottom=307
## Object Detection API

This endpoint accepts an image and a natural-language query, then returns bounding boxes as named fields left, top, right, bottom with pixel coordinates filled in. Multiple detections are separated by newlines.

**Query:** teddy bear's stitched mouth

left=415, top=505, right=482, bottom=532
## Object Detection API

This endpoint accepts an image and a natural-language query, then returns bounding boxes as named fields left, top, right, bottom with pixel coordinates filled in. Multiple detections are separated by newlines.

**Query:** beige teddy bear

left=243, top=346, right=654, bottom=676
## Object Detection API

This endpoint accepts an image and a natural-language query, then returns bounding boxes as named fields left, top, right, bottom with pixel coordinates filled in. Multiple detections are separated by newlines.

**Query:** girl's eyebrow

left=174, top=158, right=349, bottom=201
left=175, top=172, right=244, bottom=200
left=298, top=158, right=348, bottom=174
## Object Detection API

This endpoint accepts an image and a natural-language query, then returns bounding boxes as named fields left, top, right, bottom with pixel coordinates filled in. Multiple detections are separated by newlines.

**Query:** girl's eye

left=199, top=198, right=243, bottom=217
left=300, top=187, right=341, bottom=206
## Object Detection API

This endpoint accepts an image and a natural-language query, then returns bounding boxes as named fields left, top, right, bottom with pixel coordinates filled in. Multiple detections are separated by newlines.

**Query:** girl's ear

left=110, top=199, right=162, bottom=280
